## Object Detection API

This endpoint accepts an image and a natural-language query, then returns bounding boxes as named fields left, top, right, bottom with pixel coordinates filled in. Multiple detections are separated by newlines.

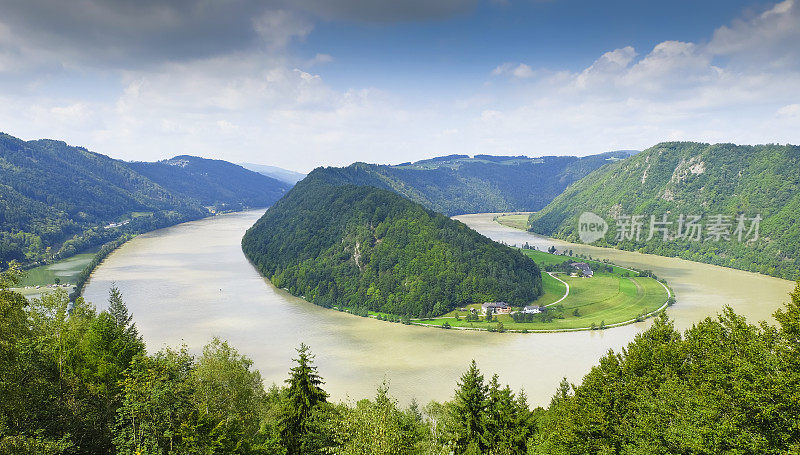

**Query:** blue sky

left=303, top=0, right=758, bottom=89
left=0, top=0, right=797, bottom=172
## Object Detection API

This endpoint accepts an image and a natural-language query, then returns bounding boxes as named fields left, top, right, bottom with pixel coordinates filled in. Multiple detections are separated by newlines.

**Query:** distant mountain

left=0, top=133, right=290, bottom=266
left=241, top=170, right=543, bottom=317
left=529, top=142, right=800, bottom=280
left=302, top=151, right=632, bottom=216
left=129, top=156, right=288, bottom=208
left=239, top=162, right=306, bottom=185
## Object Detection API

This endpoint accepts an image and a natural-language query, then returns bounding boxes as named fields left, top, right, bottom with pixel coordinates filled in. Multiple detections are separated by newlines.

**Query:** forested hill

left=128, top=156, right=289, bottom=208
left=0, top=133, right=290, bottom=266
left=529, top=142, right=800, bottom=280
left=241, top=172, right=543, bottom=318
left=306, top=151, right=633, bottom=216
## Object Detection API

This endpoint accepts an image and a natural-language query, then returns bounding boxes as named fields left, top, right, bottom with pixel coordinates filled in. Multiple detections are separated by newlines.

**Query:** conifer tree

left=278, top=343, right=328, bottom=454
left=449, top=360, right=487, bottom=453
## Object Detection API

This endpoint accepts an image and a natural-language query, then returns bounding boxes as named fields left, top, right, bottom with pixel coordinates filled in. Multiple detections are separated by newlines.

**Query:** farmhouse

left=570, top=262, right=593, bottom=277
left=482, top=302, right=511, bottom=315
left=522, top=305, right=544, bottom=314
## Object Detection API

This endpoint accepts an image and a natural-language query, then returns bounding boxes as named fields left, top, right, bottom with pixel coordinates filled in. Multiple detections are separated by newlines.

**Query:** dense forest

left=0, top=133, right=290, bottom=268
left=241, top=173, right=543, bottom=318
left=308, top=151, right=633, bottom=216
left=2, top=264, right=799, bottom=454
left=530, top=142, right=800, bottom=280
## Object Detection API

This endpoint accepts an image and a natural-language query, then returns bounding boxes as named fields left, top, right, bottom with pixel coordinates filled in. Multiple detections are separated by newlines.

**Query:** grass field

left=416, top=248, right=669, bottom=331
left=494, top=213, right=531, bottom=230
left=19, top=251, right=97, bottom=287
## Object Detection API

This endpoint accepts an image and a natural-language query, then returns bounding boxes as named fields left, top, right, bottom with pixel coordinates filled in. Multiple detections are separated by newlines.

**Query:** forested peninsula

left=241, top=172, right=543, bottom=318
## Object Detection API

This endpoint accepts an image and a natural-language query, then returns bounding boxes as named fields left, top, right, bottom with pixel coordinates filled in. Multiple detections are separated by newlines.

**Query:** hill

left=0, top=133, right=290, bottom=267
left=305, top=151, right=633, bottom=216
left=239, top=162, right=306, bottom=185
left=241, top=171, right=543, bottom=318
left=128, top=156, right=288, bottom=209
left=529, top=142, right=800, bottom=280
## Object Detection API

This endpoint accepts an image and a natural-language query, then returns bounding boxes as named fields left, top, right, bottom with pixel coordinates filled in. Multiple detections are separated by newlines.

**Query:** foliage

left=242, top=177, right=543, bottom=317
left=306, top=151, right=632, bottom=216
left=277, top=343, right=328, bottom=454
left=530, top=142, right=800, bottom=280
left=0, top=132, right=290, bottom=270
left=3, top=270, right=800, bottom=454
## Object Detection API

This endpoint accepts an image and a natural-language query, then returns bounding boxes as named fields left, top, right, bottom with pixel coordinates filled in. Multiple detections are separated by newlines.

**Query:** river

left=83, top=209, right=795, bottom=407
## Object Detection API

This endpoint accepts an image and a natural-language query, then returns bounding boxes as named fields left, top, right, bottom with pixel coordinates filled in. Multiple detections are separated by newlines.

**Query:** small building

left=570, top=262, right=593, bottom=277
left=482, top=302, right=511, bottom=315
left=522, top=305, right=544, bottom=314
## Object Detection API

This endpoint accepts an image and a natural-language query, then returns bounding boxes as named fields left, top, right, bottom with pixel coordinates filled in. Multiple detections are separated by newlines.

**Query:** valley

left=81, top=209, right=794, bottom=407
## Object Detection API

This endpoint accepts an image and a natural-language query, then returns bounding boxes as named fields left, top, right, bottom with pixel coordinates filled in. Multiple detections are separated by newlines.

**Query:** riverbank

left=298, top=245, right=672, bottom=333
left=406, top=248, right=672, bottom=332
left=81, top=209, right=796, bottom=407
left=16, top=208, right=268, bottom=301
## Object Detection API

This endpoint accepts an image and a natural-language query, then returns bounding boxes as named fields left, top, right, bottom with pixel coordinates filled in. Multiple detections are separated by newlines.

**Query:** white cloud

left=492, top=62, right=537, bottom=79
left=475, top=1, right=800, bottom=155
left=307, top=53, right=334, bottom=66
left=777, top=103, right=800, bottom=117
left=707, top=0, right=800, bottom=68
left=0, top=0, right=798, bottom=173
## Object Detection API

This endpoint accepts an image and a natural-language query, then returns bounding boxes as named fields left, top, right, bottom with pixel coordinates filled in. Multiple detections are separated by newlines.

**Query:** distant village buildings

left=522, top=305, right=544, bottom=314
left=570, top=262, right=593, bottom=277
left=482, top=302, right=511, bottom=315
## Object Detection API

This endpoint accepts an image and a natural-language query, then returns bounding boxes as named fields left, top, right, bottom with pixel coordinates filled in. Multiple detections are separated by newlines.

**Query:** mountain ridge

left=528, top=141, right=800, bottom=280
left=0, top=132, right=290, bottom=267
left=301, top=150, right=634, bottom=216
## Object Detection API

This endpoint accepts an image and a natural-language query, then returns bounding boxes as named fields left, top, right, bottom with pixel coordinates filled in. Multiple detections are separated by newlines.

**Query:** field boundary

left=410, top=278, right=673, bottom=333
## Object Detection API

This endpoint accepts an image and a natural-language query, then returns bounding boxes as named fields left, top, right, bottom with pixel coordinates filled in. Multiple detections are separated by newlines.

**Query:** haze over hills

left=530, top=141, right=800, bottom=280
left=0, top=132, right=290, bottom=266
left=303, top=151, right=635, bottom=216
left=239, top=162, right=307, bottom=185
left=241, top=169, right=543, bottom=318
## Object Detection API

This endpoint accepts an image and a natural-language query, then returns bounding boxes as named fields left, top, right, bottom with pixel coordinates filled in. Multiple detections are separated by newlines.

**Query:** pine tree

left=108, top=285, right=133, bottom=329
left=449, top=360, right=488, bottom=453
left=278, top=343, right=328, bottom=454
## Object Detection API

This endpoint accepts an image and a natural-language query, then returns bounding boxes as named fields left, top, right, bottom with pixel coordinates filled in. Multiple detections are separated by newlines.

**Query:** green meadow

left=414, top=248, right=670, bottom=332
left=19, top=251, right=97, bottom=288
left=494, top=213, right=531, bottom=230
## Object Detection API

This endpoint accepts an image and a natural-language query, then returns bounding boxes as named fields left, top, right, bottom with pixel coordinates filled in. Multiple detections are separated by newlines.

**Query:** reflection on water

left=83, top=210, right=794, bottom=406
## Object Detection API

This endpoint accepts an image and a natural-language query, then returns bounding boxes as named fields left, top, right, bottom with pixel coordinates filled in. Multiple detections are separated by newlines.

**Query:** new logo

left=578, top=212, right=608, bottom=244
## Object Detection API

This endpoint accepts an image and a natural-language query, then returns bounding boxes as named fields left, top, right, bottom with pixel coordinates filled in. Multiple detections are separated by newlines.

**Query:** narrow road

left=545, top=272, right=570, bottom=307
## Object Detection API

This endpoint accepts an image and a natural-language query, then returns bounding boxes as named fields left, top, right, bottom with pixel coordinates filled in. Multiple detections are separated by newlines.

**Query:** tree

left=483, top=375, right=530, bottom=454
left=334, top=382, right=424, bottom=455
left=448, top=360, right=487, bottom=453
left=107, top=284, right=136, bottom=335
left=192, top=338, right=267, bottom=447
left=278, top=343, right=328, bottom=455
left=113, top=348, right=196, bottom=455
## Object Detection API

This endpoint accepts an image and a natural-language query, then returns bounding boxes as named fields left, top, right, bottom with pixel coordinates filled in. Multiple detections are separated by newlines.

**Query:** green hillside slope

left=529, top=142, right=800, bottom=280
left=128, top=155, right=288, bottom=210
left=309, top=151, right=632, bottom=216
left=241, top=171, right=543, bottom=318
left=0, top=132, right=290, bottom=267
